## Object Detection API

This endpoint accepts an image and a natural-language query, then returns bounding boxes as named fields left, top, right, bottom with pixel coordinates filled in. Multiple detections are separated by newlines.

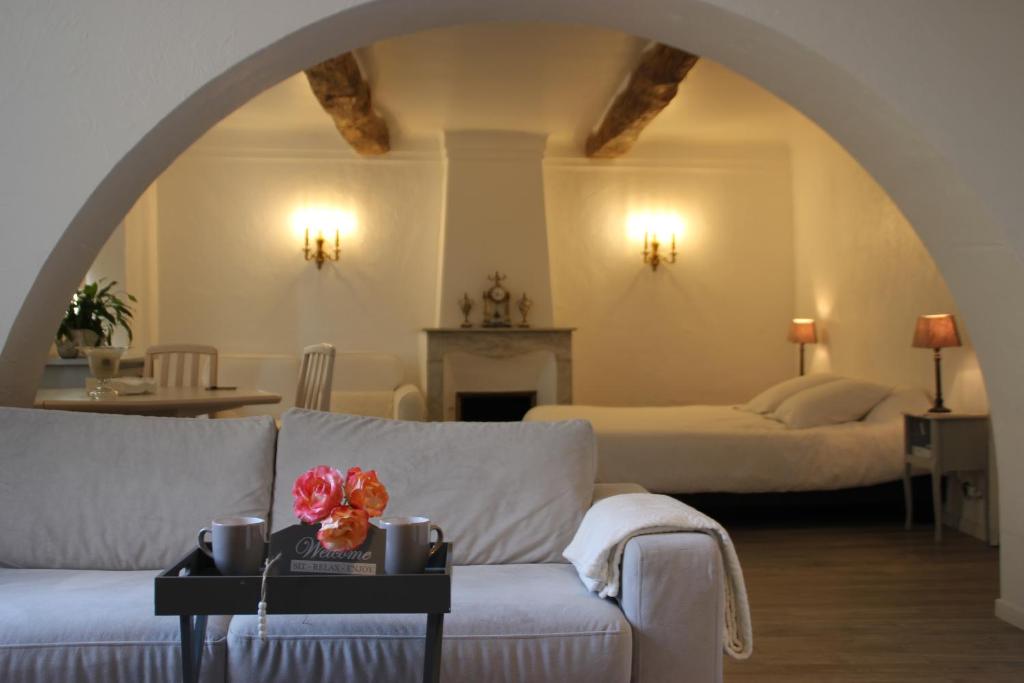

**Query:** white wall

left=85, top=225, right=125, bottom=297
left=121, top=135, right=796, bottom=411
left=152, top=140, right=444, bottom=407
left=545, top=146, right=795, bottom=405
left=791, top=119, right=994, bottom=540
left=791, top=122, right=987, bottom=411
left=3, top=0, right=1024, bottom=625
left=122, top=186, right=161, bottom=354
left=80, top=223, right=129, bottom=348
left=81, top=186, right=160, bottom=351
left=437, top=131, right=553, bottom=327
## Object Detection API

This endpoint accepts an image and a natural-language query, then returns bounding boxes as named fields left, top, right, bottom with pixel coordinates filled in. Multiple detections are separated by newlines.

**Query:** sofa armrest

left=392, top=383, right=426, bottom=421
left=619, top=533, right=724, bottom=683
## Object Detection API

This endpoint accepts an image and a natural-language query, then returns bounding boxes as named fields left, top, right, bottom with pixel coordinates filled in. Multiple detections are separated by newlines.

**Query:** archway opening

left=41, top=19, right=1011, bottom=675
left=3, top=0, right=1022, bottom=664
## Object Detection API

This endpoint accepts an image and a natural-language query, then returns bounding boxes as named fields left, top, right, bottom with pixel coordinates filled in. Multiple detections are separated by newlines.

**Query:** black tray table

left=155, top=542, right=452, bottom=683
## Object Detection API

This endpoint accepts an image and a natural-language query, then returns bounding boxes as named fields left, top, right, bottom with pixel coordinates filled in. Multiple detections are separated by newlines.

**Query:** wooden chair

left=295, top=343, right=336, bottom=411
left=144, top=344, right=219, bottom=388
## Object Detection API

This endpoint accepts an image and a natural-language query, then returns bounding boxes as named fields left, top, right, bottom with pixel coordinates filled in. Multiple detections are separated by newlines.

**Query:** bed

left=524, top=376, right=930, bottom=494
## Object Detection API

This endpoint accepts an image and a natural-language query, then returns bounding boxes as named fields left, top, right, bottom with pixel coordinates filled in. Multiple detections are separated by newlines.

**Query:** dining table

left=33, top=386, right=282, bottom=418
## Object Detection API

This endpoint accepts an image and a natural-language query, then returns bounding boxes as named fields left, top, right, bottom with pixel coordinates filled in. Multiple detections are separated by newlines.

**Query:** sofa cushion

left=226, top=563, right=631, bottom=683
left=0, top=407, right=276, bottom=569
left=274, top=410, right=597, bottom=565
left=0, top=568, right=229, bottom=683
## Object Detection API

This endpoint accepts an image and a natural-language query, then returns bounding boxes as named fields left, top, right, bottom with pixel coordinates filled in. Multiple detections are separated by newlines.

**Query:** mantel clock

left=482, top=271, right=512, bottom=327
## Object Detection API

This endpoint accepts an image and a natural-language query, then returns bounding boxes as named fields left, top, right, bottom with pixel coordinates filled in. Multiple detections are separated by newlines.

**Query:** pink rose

left=345, top=466, right=389, bottom=518
left=292, top=465, right=345, bottom=524
left=316, top=505, right=370, bottom=552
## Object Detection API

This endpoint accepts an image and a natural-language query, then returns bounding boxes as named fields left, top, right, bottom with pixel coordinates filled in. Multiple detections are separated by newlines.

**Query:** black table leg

left=423, top=612, right=445, bottom=683
left=179, top=614, right=208, bottom=683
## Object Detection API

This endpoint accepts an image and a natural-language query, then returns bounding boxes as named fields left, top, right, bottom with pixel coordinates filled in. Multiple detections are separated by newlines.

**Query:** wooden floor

left=722, top=522, right=1024, bottom=682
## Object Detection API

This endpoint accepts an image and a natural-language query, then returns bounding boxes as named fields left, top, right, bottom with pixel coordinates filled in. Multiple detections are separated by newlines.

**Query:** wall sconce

left=294, top=206, right=355, bottom=270
left=304, top=228, right=340, bottom=270
left=788, top=318, right=817, bottom=376
left=629, top=212, right=683, bottom=271
left=643, top=231, right=677, bottom=271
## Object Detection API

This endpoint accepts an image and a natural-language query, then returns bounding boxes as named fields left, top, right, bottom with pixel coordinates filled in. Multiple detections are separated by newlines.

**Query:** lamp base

left=929, top=349, right=951, bottom=414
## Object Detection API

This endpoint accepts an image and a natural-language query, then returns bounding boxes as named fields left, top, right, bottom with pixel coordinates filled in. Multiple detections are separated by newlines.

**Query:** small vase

left=458, top=293, right=474, bottom=328
left=516, top=293, right=533, bottom=328
left=71, top=329, right=100, bottom=357
left=56, top=338, right=78, bottom=359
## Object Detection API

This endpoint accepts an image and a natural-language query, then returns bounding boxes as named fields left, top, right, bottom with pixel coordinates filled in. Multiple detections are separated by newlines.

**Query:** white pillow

left=741, top=373, right=840, bottom=414
left=864, top=386, right=931, bottom=423
left=274, top=409, right=597, bottom=566
left=772, top=378, right=892, bottom=429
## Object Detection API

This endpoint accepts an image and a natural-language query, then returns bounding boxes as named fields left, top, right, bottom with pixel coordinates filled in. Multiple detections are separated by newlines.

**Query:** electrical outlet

left=961, top=480, right=984, bottom=500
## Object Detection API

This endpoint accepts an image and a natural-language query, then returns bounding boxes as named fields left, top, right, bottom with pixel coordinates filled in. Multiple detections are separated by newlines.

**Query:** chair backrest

left=295, top=343, right=336, bottom=411
left=144, top=344, right=219, bottom=388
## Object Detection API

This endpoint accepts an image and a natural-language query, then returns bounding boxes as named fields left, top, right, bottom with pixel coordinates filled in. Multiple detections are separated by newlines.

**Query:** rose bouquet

left=292, top=465, right=389, bottom=552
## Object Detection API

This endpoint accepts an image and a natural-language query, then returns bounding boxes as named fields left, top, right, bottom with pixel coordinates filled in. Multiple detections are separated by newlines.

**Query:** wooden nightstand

left=903, top=413, right=990, bottom=541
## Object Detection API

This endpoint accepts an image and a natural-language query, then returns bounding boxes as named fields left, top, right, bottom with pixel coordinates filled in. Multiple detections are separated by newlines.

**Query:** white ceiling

left=207, top=22, right=802, bottom=155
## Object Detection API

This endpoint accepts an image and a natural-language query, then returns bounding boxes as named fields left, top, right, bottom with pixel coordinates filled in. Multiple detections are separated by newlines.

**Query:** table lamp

left=788, top=318, right=817, bottom=376
left=912, top=313, right=961, bottom=413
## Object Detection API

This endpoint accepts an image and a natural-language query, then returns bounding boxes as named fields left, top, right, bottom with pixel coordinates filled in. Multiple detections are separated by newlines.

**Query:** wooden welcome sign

left=270, top=523, right=385, bottom=576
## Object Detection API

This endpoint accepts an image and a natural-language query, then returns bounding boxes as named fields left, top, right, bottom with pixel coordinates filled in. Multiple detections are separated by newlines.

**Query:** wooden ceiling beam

left=586, top=44, right=699, bottom=158
left=305, top=52, right=390, bottom=156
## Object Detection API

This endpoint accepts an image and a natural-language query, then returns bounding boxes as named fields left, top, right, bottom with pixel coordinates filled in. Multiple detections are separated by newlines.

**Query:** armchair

left=329, top=352, right=426, bottom=420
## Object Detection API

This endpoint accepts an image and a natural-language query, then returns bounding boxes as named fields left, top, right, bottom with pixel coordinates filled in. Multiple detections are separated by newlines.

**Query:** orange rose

left=316, top=505, right=369, bottom=552
left=345, top=467, right=389, bottom=518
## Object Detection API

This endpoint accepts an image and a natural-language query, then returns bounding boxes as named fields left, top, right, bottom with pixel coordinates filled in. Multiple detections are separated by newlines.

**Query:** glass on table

left=84, top=346, right=126, bottom=400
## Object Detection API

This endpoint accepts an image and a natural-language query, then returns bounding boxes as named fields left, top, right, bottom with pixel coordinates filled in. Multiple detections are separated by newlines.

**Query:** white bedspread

left=525, top=404, right=903, bottom=493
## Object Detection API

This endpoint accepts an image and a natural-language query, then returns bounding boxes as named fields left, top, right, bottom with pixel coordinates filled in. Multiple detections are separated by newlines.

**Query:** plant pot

left=71, top=329, right=100, bottom=357
left=55, top=338, right=78, bottom=359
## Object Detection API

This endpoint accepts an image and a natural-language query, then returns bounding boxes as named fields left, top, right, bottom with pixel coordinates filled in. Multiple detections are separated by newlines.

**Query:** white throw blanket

left=564, top=493, right=753, bottom=659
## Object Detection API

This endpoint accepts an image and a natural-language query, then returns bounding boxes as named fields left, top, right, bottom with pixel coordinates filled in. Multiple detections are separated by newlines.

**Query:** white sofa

left=0, top=407, right=725, bottom=682
left=329, top=353, right=426, bottom=421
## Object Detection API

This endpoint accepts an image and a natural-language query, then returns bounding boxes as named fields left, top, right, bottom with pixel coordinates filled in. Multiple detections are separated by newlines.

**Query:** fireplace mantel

left=423, top=327, right=575, bottom=334
left=422, top=327, right=574, bottom=421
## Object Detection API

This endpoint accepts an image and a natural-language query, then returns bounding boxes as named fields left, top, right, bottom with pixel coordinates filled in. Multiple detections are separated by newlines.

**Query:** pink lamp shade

left=788, top=318, right=817, bottom=344
left=912, top=314, right=961, bottom=349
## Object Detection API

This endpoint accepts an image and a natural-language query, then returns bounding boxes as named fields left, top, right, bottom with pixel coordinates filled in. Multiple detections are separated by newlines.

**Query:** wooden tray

left=155, top=542, right=451, bottom=616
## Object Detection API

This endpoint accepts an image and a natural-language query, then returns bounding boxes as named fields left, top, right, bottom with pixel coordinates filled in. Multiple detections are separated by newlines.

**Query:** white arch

left=2, top=0, right=1022, bottom=624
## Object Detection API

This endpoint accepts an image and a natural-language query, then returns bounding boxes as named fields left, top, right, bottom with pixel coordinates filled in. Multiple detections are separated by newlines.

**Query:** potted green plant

left=55, top=279, right=137, bottom=358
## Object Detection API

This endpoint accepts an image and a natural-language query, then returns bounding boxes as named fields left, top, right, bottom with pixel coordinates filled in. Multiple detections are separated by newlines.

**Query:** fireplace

left=457, top=391, right=538, bottom=422
left=423, top=327, right=574, bottom=421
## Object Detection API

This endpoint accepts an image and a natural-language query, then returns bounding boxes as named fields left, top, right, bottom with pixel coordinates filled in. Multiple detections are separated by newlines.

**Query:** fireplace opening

left=456, top=391, right=537, bottom=422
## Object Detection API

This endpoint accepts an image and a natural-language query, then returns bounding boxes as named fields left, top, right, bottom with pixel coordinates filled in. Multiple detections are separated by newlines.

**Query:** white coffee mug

left=376, top=516, right=444, bottom=575
left=197, top=515, right=266, bottom=575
